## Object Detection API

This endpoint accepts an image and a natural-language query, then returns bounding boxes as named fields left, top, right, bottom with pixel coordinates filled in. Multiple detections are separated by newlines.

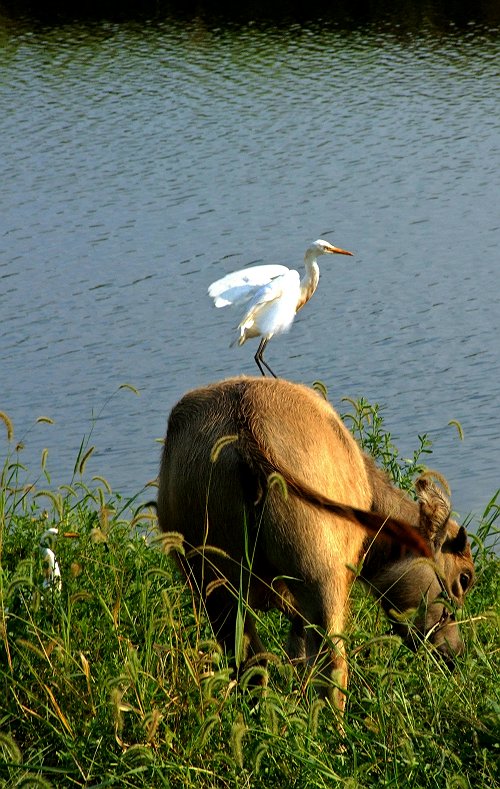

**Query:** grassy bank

left=0, top=397, right=499, bottom=788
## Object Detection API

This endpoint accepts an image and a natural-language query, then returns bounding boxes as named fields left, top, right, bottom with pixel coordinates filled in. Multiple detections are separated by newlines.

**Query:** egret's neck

left=297, top=255, right=320, bottom=310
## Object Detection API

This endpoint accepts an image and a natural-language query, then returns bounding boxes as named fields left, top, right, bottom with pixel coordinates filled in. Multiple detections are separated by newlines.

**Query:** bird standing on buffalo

left=208, top=238, right=353, bottom=377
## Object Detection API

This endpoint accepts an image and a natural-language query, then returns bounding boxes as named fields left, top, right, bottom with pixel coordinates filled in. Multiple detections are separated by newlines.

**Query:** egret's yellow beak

left=328, top=245, right=353, bottom=256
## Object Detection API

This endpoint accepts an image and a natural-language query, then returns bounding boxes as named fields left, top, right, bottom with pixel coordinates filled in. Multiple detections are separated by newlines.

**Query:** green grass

left=0, top=395, right=499, bottom=788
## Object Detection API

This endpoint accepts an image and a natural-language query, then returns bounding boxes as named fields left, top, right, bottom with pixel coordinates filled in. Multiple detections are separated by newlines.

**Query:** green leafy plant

left=341, top=396, right=433, bottom=490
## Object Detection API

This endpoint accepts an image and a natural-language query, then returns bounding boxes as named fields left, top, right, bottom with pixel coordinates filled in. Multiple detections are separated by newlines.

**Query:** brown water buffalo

left=157, top=376, right=474, bottom=710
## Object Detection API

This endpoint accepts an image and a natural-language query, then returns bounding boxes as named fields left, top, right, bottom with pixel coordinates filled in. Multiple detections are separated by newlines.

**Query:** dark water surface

left=1, top=2, right=499, bottom=525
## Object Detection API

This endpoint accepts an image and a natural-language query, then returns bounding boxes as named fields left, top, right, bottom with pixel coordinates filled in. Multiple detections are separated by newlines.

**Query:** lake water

left=1, top=2, right=499, bottom=529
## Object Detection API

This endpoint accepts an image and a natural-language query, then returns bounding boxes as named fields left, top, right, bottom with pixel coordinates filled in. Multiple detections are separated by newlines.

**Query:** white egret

left=208, top=239, right=353, bottom=377
left=39, top=527, right=62, bottom=593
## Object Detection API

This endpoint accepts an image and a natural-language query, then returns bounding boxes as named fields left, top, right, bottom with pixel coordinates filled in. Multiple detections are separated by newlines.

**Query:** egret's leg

left=254, top=338, right=268, bottom=376
left=255, top=338, right=277, bottom=378
left=261, top=357, right=277, bottom=378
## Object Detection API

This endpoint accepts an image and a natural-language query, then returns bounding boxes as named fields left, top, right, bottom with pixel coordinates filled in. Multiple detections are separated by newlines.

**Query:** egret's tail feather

left=229, top=332, right=246, bottom=348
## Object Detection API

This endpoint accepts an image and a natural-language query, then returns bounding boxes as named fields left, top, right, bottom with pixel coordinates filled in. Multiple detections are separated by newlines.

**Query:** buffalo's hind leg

left=287, top=574, right=352, bottom=713
left=203, top=586, right=268, bottom=686
left=287, top=616, right=307, bottom=662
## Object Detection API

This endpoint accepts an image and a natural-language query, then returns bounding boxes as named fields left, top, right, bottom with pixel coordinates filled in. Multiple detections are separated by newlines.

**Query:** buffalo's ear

left=415, top=477, right=451, bottom=550
left=445, top=525, right=468, bottom=555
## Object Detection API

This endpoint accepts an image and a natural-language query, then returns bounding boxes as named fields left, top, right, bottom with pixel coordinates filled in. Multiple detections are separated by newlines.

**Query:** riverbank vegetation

left=1, top=395, right=498, bottom=787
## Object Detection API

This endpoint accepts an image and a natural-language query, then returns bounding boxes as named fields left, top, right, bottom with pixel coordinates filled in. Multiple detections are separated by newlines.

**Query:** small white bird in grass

left=208, top=238, right=354, bottom=377
left=39, top=527, right=62, bottom=593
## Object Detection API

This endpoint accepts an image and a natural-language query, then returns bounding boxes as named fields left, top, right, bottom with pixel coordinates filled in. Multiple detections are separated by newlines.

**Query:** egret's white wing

left=208, top=264, right=290, bottom=308
left=245, top=269, right=299, bottom=306
left=242, top=275, right=289, bottom=311
left=238, top=270, right=301, bottom=331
